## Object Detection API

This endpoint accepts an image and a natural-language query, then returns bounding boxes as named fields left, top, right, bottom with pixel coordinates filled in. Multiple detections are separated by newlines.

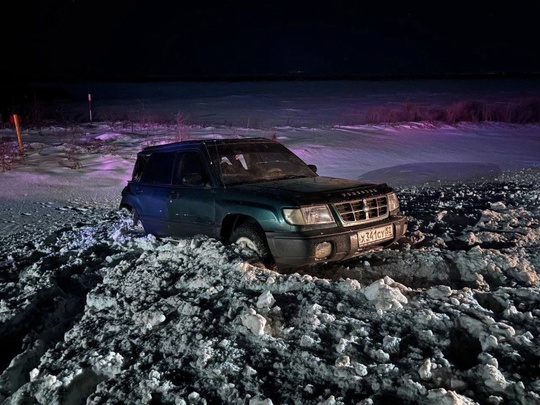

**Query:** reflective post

left=88, top=93, right=93, bottom=123
left=12, top=114, right=24, bottom=153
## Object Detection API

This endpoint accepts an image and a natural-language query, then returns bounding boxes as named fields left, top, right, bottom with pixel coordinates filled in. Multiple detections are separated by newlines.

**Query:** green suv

left=120, top=138, right=407, bottom=268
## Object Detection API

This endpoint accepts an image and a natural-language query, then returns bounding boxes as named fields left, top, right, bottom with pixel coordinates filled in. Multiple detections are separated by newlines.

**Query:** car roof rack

left=141, top=137, right=275, bottom=153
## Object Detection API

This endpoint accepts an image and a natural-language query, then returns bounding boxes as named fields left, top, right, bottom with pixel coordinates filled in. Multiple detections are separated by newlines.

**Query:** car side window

left=140, top=152, right=176, bottom=185
left=173, top=152, right=209, bottom=187
left=131, top=156, right=147, bottom=181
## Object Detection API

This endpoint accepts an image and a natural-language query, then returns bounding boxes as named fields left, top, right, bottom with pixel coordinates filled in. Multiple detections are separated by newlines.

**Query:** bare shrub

left=78, top=138, right=119, bottom=156
left=166, top=112, right=189, bottom=143
left=401, top=102, right=424, bottom=122
left=482, top=103, right=509, bottom=122
left=446, top=100, right=486, bottom=124
left=510, top=98, right=540, bottom=124
left=65, top=145, right=83, bottom=169
left=425, top=107, right=447, bottom=122
left=366, top=103, right=430, bottom=124
left=53, top=127, right=86, bottom=169
left=0, top=138, right=23, bottom=172
left=365, top=107, right=387, bottom=123
left=365, top=97, right=540, bottom=125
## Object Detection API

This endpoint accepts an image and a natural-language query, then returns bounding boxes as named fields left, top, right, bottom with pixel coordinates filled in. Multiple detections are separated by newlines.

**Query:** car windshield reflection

left=211, top=142, right=316, bottom=185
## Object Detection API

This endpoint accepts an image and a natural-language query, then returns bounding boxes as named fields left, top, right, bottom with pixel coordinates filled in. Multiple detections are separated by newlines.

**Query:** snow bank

left=0, top=119, right=539, bottom=403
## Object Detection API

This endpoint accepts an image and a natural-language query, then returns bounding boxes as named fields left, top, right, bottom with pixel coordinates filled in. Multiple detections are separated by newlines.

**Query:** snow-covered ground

left=0, top=81, right=539, bottom=404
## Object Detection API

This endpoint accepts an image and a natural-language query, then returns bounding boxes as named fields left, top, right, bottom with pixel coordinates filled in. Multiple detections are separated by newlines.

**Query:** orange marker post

left=12, top=114, right=24, bottom=154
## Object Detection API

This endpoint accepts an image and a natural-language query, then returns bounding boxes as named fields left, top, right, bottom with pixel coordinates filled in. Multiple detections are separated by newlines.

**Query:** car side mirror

left=308, top=164, right=318, bottom=174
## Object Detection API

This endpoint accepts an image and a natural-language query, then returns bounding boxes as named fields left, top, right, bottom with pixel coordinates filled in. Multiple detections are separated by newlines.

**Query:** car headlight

left=387, top=192, right=400, bottom=212
left=283, top=205, right=335, bottom=225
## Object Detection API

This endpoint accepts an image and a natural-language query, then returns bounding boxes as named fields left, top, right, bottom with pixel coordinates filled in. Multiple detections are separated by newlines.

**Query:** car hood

left=230, top=176, right=393, bottom=205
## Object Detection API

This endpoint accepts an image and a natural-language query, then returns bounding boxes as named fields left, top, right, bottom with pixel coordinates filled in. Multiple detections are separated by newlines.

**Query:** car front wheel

left=120, top=206, right=143, bottom=231
left=230, top=222, right=274, bottom=269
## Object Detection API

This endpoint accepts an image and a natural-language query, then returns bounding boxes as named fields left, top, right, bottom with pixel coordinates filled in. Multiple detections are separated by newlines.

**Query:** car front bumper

left=266, top=214, right=408, bottom=267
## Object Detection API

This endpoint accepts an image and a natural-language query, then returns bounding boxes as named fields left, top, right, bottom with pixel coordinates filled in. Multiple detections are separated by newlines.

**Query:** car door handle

left=169, top=191, right=179, bottom=199
left=135, top=187, right=143, bottom=195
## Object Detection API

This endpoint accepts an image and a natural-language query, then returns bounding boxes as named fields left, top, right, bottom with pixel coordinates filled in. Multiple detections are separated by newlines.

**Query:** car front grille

left=334, top=196, right=389, bottom=226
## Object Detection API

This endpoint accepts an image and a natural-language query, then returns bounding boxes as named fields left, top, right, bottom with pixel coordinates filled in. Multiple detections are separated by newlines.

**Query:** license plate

left=358, top=225, right=394, bottom=247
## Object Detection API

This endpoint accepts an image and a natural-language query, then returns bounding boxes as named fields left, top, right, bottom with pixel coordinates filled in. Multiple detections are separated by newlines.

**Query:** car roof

left=140, top=137, right=276, bottom=154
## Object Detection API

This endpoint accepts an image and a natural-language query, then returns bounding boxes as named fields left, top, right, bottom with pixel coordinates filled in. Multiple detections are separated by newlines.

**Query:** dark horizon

left=4, top=71, right=540, bottom=87
left=5, top=55, right=540, bottom=86
left=3, top=1, right=540, bottom=84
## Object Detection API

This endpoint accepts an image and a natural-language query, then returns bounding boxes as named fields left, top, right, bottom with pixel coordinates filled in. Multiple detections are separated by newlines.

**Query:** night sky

left=3, top=1, right=540, bottom=82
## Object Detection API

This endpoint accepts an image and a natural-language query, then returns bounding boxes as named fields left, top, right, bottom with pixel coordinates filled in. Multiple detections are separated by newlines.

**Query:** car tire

left=121, top=206, right=141, bottom=228
left=131, top=208, right=140, bottom=227
left=230, top=222, right=275, bottom=269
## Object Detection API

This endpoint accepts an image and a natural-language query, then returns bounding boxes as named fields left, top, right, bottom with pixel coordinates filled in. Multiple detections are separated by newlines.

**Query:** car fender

left=217, top=200, right=292, bottom=237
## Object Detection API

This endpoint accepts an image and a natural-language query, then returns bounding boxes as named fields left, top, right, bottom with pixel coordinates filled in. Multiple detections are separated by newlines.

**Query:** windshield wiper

left=224, top=174, right=309, bottom=186
left=280, top=175, right=308, bottom=180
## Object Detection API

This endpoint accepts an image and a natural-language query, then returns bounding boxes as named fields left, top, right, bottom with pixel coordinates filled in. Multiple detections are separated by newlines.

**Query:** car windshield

left=210, top=141, right=317, bottom=185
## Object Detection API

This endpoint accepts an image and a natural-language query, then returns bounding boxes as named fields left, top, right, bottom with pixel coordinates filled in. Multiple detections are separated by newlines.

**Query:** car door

left=134, top=152, right=176, bottom=236
left=167, top=151, right=217, bottom=237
